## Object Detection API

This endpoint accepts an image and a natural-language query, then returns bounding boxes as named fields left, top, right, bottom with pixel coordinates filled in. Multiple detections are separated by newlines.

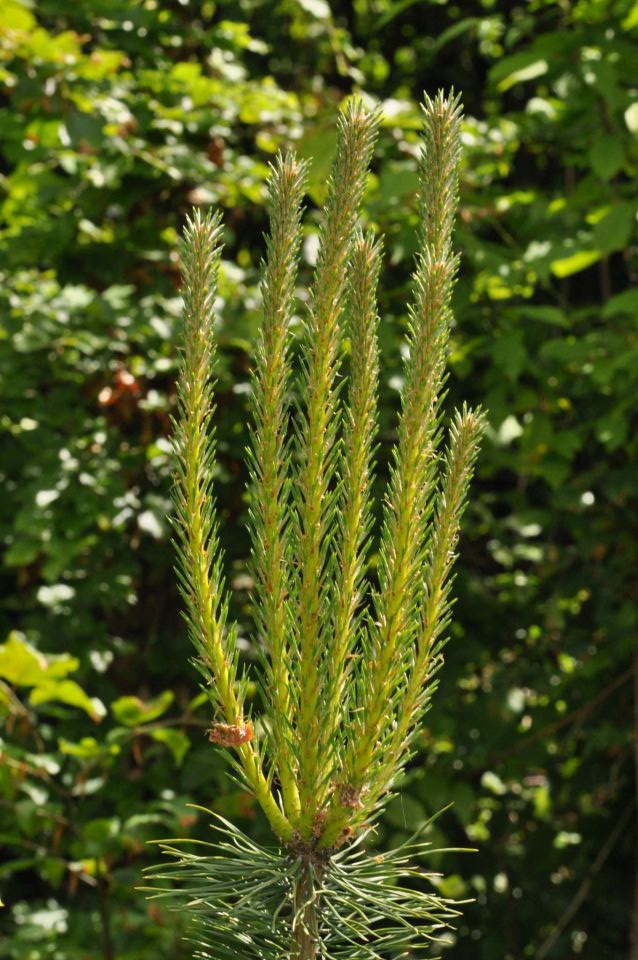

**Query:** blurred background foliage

left=0, top=0, right=636, bottom=958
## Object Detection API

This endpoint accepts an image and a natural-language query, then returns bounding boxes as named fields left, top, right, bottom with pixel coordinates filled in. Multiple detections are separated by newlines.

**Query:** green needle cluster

left=154, top=90, right=484, bottom=960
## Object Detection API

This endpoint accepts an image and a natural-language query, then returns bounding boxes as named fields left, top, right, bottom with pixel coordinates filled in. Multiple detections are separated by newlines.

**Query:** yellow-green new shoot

left=151, top=90, right=485, bottom=960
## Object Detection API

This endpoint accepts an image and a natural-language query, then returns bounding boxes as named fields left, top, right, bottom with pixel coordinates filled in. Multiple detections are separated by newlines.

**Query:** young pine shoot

left=145, top=91, right=484, bottom=960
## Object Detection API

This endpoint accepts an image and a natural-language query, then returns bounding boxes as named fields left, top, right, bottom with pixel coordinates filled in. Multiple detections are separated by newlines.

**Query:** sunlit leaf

left=550, top=249, right=601, bottom=277
left=151, top=728, right=191, bottom=765
left=111, top=690, right=175, bottom=727
left=29, top=680, right=106, bottom=721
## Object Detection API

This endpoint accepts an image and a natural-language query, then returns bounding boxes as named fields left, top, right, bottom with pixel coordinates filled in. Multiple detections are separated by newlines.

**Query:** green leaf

left=595, top=410, right=628, bottom=450
left=63, top=112, right=104, bottom=148
left=589, top=136, right=625, bottom=180
left=434, top=873, right=468, bottom=898
left=510, top=306, right=567, bottom=327
left=492, top=333, right=526, bottom=380
left=59, top=736, right=119, bottom=759
left=0, top=632, right=49, bottom=685
left=1, top=0, right=36, bottom=30
left=592, top=204, right=636, bottom=252
left=602, top=287, right=638, bottom=317
left=0, top=632, right=78, bottom=686
left=3, top=538, right=41, bottom=567
left=151, top=728, right=191, bottom=765
left=29, top=680, right=106, bottom=721
left=38, top=857, right=66, bottom=888
left=622, top=4, right=638, bottom=30
left=490, top=53, right=548, bottom=92
left=297, top=121, right=336, bottom=205
left=111, top=690, right=174, bottom=726
left=83, top=817, right=122, bottom=856
left=550, top=249, right=601, bottom=278
left=377, top=161, right=420, bottom=203
left=538, top=456, right=571, bottom=488
left=431, top=17, right=479, bottom=52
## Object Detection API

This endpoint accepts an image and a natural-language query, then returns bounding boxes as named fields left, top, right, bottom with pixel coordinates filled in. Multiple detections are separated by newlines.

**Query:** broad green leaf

left=0, top=858, right=38, bottom=880
left=3, top=538, right=40, bottom=567
left=431, top=17, right=479, bottom=52
left=0, top=632, right=78, bottom=686
left=595, top=410, right=629, bottom=450
left=1, top=0, right=36, bottom=30
left=510, top=306, right=567, bottom=327
left=622, top=3, right=638, bottom=30
left=491, top=333, right=526, bottom=380
left=589, top=135, right=625, bottom=180
left=490, top=53, right=548, bottom=91
left=537, top=456, right=571, bottom=488
left=151, top=728, right=190, bottom=765
left=550, top=249, right=601, bottom=277
left=435, top=874, right=468, bottom=898
left=111, top=690, right=174, bottom=726
left=83, top=818, right=122, bottom=856
left=59, top=736, right=120, bottom=759
left=297, top=121, right=337, bottom=204
left=592, top=203, right=636, bottom=252
left=602, top=288, right=638, bottom=316
left=0, top=633, right=48, bottom=685
left=377, top=161, right=420, bottom=203
left=29, top=681, right=105, bottom=721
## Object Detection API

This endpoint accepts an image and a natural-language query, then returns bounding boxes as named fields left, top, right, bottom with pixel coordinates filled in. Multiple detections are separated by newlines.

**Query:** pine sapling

left=144, top=91, right=485, bottom=960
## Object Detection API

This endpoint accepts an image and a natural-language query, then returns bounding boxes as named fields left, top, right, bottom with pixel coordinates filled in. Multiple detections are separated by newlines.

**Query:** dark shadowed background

left=0, top=1, right=636, bottom=958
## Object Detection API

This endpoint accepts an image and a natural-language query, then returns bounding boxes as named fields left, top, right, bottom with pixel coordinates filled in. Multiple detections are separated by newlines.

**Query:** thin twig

left=487, top=667, right=633, bottom=765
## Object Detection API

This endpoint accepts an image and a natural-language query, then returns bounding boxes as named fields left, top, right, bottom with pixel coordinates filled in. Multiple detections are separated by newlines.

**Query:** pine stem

left=323, top=229, right=381, bottom=770
left=249, top=152, right=307, bottom=825
left=173, top=209, right=293, bottom=842
left=293, top=101, right=380, bottom=836
left=361, top=407, right=484, bottom=812
left=318, top=90, right=465, bottom=849
left=291, top=860, right=322, bottom=960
